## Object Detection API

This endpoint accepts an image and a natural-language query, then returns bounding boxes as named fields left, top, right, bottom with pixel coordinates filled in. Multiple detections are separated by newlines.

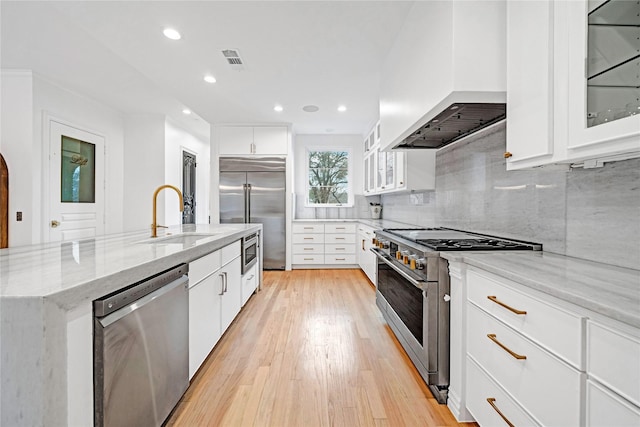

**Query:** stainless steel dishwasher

left=93, top=264, right=189, bottom=427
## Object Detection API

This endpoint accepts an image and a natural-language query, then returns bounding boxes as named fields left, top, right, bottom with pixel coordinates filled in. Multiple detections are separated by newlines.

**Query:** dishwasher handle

left=97, top=274, right=188, bottom=328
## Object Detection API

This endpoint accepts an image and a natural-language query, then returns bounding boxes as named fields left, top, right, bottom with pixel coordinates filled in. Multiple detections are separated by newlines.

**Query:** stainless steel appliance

left=242, top=231, right=259, bottom=274
left=372, top=228, right=540, bottom=404
left=93, top=264, right=189, bottom=427
left=220, top=157, right=285, bottom=270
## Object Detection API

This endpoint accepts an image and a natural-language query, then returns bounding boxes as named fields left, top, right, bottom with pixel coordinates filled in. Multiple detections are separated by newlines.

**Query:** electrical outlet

left=16, top=212, right=22, bottom=221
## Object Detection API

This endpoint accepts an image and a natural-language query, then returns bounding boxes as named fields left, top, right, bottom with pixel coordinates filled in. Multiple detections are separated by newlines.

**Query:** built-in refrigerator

left=219, top=157, right=286, bottom=270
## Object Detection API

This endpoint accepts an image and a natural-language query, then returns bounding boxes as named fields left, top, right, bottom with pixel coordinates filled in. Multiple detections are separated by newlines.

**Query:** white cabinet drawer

left=241, top=264, right=258, bottom=307
left=189, top=249, right=221, bottom=287
left=586, top=379, right=640, bottom=427
left=325, top=223, right=356, bottom=233
left=292, top=234, right=325, bottom=244
left=325, top=233, right=355, bottom=244
left=467, top=356, right=540, bottom=427
left=221, top=240, right=241, bottom=266
left=467, top=302, right=582, bottom=427
left=325, top=244, right=355, bottom=254
left=293, top=223, right=325, bottom=233
left=292, top=254, right=325, bottom=264
left=467, top=268, right=583, bottom=367
left=293, top=244, right=324, bottom=254
left=587, top=320, right=640, bottom=407
left=325, top=254, right=356, bottom=264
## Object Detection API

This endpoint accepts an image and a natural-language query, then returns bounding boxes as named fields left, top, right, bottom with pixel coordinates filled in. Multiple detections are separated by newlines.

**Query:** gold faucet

left=151, top=185, right=184, bottom=237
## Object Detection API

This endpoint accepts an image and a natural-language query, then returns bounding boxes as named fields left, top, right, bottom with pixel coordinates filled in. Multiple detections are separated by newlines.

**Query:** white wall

left=0, top=71, right=34, bottom=247
left=1, top=71, right=126, bottom=246
left=123, top=115, right=166, bottom=232
left=164, top=119, right=210, bottom=226
left=293, top=134, right=364, bottom=205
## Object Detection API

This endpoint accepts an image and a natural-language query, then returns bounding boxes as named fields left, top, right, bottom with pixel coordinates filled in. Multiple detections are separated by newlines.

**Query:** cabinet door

left=395, top=152, right=406, bottom=190
left=385, top=151, right=395, bottom=189
left=505, top=0, right=555, bottom=169
left=253, top=126, right=288, bottom=155
left=218, top=127, right=253, bottom=155
left=364, top=151, right=377, bottom=194
left=220, top=256, right=242, bottom=332
left=376, top=149, right=386, bottom=192
left=564, top=0, right=640, bottom=162
left=586, top=379, right=640, bottom=427
left=189, top=275, right=222, bottom=379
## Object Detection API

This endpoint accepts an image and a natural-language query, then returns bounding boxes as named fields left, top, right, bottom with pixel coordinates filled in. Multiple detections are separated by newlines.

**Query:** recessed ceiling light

left=337, top=105, right=347, bottom=112
left=302, top=105, right=319, bottom=113
left=274, top=105, right=283, bottom=112
left=204, top=75, right=216, bottom=83
left=182, top=109, right=191, bottom=115
left=163, top=28, right=181, bottom=40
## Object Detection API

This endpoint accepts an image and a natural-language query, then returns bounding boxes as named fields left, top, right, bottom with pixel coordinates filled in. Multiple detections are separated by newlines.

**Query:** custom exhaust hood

left=395, top=102, right=506, bottom=149
left=379, top=1, right=507, bottom=151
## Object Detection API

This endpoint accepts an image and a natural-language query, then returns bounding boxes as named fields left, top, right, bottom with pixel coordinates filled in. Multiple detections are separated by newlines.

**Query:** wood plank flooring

left=167, top=269, right=476, bottom=427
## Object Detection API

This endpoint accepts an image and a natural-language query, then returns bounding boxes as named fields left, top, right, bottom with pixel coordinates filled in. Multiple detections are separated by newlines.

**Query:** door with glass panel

left=48, top=120, right=105, bottom=242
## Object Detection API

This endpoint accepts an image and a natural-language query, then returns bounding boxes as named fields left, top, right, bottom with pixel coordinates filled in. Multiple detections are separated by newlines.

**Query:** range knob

left=401, top=250, right=410, bottom=264
left=409, top=255, right=418, bottom=270
left=415, top=257, right=427, bottom=270
left=372, top=238, right=378, bottom=246
left=380, top=240, right=390, bottom=249
left=396, top=250, right=402, bottom=260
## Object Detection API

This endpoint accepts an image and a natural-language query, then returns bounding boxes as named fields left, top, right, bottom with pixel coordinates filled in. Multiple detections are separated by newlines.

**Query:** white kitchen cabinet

left=357, top=224, right=377, bottom=284
left=506, top=0, right=640, bottom=170
left=241, top=263, right=258, bottom=307
left=586, top=379, right=640, bottom=427
left=217, top=125, right=288, bottom=155
left=220, top=256, right=242, bottom=332
left=505, top=0, right=556, bottom=170
left=363, top=150, right=376, bottom=194
left=292, top=221, right=357, bottom=268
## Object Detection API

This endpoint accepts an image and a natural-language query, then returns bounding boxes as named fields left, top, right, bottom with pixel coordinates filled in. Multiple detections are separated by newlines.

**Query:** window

left=306, top=148, right=352, bottom=206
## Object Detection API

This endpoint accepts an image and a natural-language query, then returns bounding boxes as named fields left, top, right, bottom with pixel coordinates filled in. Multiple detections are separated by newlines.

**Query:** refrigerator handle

left=246, top=184, right=252, bottom=223
left=243, top=183, right=248, bottom=223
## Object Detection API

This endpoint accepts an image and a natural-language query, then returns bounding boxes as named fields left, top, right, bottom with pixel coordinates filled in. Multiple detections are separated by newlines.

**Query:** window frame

left=305, top=146, right=354, bottom=207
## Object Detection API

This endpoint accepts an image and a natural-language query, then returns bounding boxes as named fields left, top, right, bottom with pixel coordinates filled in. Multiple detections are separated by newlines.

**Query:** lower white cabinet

left=292, top=222, right=357, bottom=268
left=586, top=379, right=640, bottom=427
left=357, top=224, right=377, bottom=284
left=188, top=241, right=242, bottom=379
left=241, top=263, right=258, bottom=307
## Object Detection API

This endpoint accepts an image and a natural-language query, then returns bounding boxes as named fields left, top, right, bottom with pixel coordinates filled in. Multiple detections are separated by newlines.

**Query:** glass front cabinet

left=506, top=0, right=639, bottom=170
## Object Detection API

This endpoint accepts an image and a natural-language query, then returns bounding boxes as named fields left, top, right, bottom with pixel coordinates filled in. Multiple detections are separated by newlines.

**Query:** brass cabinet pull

left=487, top=334, right=527, bottom=360
left=504, top=151, right=513, bottom=159
left=487, top=296, right=527, bottom=315
left=486, top=398, right=515, bottom=427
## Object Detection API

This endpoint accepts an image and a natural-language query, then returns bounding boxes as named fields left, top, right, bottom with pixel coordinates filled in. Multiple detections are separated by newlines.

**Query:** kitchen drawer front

left=293, top=244, right=324, bottom=254
left=325, top=223, right=356, bottom=233
left=292, top=254, right=325, bottom=264
left=324, top=254, right=356, bottom=264
left=586, top=379, right=640, bottom=427
left=325, top=233, right=356, bottom=244
left=467, top=268, right=583, bottom=367
left=293, top=223, right=325, bottom=233
left=221, top=240, right=241, bottom=265
left=241, top=264, right=258, bottom=307
left=467, top=302, right=582, bottom=427
left=587, top=320, right=640, bottom=407
left=292, top=233, right=325, bottom=244
left=325, top=243, right=355, bottom=254
left=189, top=249, right=222, bottom=286
left=467, top=356, right=540, bottom=427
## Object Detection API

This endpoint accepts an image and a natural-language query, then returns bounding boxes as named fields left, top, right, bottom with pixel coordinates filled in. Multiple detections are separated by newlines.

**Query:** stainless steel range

left=371, top=227, right=541, bottom=404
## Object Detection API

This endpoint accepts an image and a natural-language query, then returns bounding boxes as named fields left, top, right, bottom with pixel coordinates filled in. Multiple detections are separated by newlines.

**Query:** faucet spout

left=151, top=185, right=184, bottom=237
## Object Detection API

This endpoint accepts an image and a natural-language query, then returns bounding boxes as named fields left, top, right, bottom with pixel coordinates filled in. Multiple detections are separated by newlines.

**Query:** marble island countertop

left=441, top=251, right=640, bottom=328
left=0, top=223, right=261, bottom=310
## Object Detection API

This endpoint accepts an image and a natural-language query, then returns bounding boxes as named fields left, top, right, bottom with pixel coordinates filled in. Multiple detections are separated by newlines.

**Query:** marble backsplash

left=379, top=122, right=640, bottom=270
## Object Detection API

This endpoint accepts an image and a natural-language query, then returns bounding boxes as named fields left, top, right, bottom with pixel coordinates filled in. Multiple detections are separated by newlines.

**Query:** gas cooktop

left=381, top=227, right=541, bottom=251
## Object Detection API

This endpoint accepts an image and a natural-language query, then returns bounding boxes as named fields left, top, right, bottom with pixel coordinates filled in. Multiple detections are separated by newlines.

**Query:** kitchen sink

left=139, top=231, right=227, bottom=246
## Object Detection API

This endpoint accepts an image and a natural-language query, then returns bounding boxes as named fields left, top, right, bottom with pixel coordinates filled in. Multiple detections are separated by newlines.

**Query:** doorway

left=182, top=151, right=196, bottom=224
left=1, top=153, right=8, bottom=248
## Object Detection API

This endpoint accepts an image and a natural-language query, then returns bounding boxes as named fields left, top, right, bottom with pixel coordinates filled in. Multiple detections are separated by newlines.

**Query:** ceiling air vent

left=221, top=49, right=245, bottom=71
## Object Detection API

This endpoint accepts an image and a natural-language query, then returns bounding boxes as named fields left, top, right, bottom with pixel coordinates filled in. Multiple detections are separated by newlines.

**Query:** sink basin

left=140, top=232, right=224, bottom=246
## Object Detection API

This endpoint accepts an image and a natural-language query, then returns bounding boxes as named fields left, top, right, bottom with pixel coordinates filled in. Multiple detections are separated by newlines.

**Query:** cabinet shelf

left=588, top=53, right=640, bottom=88
left=589, top=0, right=640, bottom=26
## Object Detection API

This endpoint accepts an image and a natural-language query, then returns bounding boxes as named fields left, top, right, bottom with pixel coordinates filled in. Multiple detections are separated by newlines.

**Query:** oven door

left=242, top=233, right=258, bottom=274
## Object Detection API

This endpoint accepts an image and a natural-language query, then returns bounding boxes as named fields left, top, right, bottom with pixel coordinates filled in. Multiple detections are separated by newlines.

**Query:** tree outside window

left=307, top=149, right=351, bottom=205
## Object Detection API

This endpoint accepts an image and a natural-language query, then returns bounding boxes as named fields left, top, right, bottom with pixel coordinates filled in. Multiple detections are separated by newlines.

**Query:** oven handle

left=371, top=248, right=427, bottom=290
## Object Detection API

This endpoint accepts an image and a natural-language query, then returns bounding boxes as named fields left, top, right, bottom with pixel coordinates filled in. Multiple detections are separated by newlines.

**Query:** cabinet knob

left=503, top=152, right=513, bottom=159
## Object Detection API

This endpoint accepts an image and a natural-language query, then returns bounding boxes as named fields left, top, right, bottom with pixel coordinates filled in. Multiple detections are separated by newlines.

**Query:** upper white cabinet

left=217, top=125, right=288, bottom=155
left=379, top=1, right=506, bottom=151
left=506, top=0, right=640, bottom=170
left=363, top=122, right=435, bottom=195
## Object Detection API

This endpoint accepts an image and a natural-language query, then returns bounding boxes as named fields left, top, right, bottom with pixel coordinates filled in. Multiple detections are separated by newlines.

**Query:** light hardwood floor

left=167, top=269, right=476, bottom=427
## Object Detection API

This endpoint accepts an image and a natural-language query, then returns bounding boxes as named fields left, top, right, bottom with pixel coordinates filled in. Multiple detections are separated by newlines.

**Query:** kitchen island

left=0, top=223, right=261, bottom=427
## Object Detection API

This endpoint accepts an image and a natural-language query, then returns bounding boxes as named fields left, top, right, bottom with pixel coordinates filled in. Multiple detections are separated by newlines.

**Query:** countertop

left=0, top=223, right=261, bottom=310
left=441, top=251, right=640, bottom=329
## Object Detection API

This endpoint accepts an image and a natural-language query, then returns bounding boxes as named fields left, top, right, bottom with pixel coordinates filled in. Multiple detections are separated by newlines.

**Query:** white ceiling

left=1, top=1, right=413, bottom=138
